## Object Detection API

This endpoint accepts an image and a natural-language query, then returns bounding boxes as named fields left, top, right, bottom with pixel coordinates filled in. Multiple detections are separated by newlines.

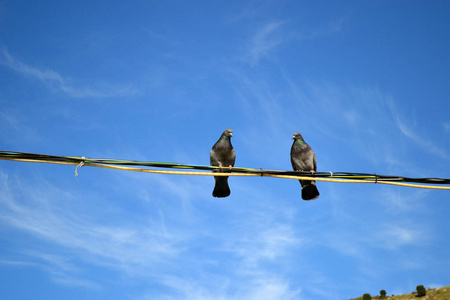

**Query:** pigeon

left=290, top=132, right=320, bottom=200
left=210, top=129, right=236, bottom=198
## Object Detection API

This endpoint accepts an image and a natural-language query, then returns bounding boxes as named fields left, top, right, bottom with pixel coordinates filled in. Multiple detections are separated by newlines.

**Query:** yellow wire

left=261, top=173, right=450, bottom=190
left=2, top=157, right=450, bottom=190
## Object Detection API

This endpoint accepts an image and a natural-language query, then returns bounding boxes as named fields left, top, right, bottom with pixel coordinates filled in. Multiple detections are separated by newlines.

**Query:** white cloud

left=0, top=172, right=184, bottom=285
left=343, top=109, right=359, bottom=126
left=0, top=169, right=305, bottom=298
left=52, top=276, right=102, bottom=290
left=235, top=223, right=301, bottom=268
left=0, top=110, right=44, bottom=145
left=442, top=122, right=450, bottom=132
left=22, top=251, right=102, bottom=289
left=243, top=278, right=302, bottom=300
left=292, top=16, right=347, bottom=41
left=388, top=100, right=449, bottom=160
left=0, top=259, right=35, bottom=267
left=378, top=189, right=429, bottom=214
left=157, top=276, right=302, bottom=300
left=246, top=21, right=286, bottom=66
left=373, top=222, right=430, bottom=251
left=0, top=47, right=136, bottom=98
left=242, top=15, right=347, bottom=67
left=384, top=226, right=415, bottom=244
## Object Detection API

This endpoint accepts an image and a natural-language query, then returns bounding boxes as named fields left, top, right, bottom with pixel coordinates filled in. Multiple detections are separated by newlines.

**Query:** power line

left=1, top=150, right=449, bottom=190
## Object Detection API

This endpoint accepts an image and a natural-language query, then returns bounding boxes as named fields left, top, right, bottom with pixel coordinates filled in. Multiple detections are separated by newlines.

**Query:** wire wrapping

left=1, top=150, right=450, bottom=190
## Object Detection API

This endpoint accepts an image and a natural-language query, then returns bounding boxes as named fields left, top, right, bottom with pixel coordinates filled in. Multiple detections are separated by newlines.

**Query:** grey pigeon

left=210, top=129, right=236, bottom=198
left=290, top=132, right=319, bottom=200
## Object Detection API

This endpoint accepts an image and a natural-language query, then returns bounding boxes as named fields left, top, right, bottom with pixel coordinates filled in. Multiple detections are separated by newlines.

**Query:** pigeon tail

left=301, top=182, right=319, bottom=200
left=212, top=176, right=231, bottom=198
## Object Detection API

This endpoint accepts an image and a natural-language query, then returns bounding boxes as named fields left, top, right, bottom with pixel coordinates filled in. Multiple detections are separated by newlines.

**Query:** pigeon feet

left=217, top=163, right=232, bottom=171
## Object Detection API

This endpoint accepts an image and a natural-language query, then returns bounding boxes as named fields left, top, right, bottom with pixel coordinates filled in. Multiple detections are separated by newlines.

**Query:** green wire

left=1, top=150, right=450, bottom=185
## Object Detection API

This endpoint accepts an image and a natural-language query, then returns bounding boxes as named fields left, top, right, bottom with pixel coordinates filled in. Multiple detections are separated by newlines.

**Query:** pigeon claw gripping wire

left=75, top=157, right=86, bottom=177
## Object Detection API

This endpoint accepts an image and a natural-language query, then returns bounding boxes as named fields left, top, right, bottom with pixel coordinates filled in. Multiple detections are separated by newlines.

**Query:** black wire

left=1, top=150, right=450, bottom=185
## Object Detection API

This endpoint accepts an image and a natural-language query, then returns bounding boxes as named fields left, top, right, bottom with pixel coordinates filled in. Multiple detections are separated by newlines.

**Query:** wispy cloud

left=388, top=100, right=450, bottom=160
left=23, top=251, right=102, bottom=289
left=379, top=189, right=429, bottom=214
left=383, top=226, right=416, bottom=244
left=242, top=278, right=302, bottom=300
left=246, top=21, right=286, bottom=66
left=0, top=259, right=35, bottom=267
left=232, top=223, right=301, bottom=269
left=157, top=221, right=304, bottom=299
left=0, top=172, right=184, bottom=286
left=300, top=16, right=348, bottom=39
left=159, top=275, right=302, bottom=300
left=0, top=170, right=308, bottom=298
left=0, top=256, right=100, bottom=289
left=240, top=11, right=348, bottom=67
left=0, top=47, right=136, bottom=98
left=281, top=79, right=450, bottom=173
left=373, top=220, right=428, bottom=252
left=0, top=109, right=45, bottom=146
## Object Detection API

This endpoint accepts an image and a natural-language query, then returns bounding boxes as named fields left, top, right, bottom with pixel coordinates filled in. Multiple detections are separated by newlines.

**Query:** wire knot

left=75, top=157, right=86, bottom=177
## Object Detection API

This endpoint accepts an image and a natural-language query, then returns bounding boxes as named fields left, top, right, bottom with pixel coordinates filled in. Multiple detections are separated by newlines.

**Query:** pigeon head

left=224, top=129, right=233, bottom=138
left=292, top=132, right=304, bottom=140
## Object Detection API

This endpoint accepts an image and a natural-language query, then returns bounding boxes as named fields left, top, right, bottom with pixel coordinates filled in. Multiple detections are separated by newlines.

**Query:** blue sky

left=1, top=1, right=450, bottom=299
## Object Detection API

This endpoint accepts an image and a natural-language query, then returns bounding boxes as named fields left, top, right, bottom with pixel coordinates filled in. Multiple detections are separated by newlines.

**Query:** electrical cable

left=1, top=150, right=449, bottom=190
